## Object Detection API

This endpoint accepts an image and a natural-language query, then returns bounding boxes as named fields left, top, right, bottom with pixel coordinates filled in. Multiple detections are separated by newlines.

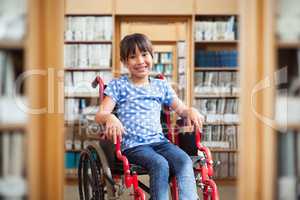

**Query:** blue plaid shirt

left=104, top=75, right=176, bottom=150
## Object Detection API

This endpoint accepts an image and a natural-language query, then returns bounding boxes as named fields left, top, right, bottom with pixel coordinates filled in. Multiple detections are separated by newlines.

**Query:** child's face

left=125, top=46, right=153, bottom=79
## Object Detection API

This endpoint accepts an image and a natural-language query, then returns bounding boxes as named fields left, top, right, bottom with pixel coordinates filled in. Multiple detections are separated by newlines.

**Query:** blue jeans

left=123, top=141, right=199, bottom=200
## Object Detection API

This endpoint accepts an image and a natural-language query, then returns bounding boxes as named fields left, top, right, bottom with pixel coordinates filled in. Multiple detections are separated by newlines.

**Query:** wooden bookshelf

left=195, top=67, right=239, bottom=71
left=64, top=93, right=99, bottom=98
left=65, top=149, right=81, bottom=152
left=215, top=177, right=237, bottom=185
left=210, top=148, right=239, bottom=152
left=275, top=123, right=300, bottom=131
left=64, top=67, right=111, bottom=71
left=0, top=124, right=26, bottom=132
left=277, top=41, right=300, bottom=49
left=195, top=40, right=238, bottom=44
left=194, top=94, right=239, bottom=98
left=0, top=40, right=25, bottom=50
left=193, top=14, right=240, bottom=183
left=204, top=122, right=240, bottom=126
left=64, top=41, right=112, bottom=44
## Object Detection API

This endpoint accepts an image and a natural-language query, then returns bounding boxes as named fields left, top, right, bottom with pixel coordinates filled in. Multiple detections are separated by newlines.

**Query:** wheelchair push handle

left=92, top=76, right=105, bottom=101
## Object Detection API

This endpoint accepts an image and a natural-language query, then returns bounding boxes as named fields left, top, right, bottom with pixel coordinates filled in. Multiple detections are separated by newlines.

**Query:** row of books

left=153, top=52, right=173, bottom=64
left=153, top=64, right=173, bottom=75
left=212, top=152, right=237, bottom=178
left=0, top=0, right=26, bottom=41
left=64, top=99, right=100, bottom=122
left=194, top=16, right=237, bottom=41
left=64, top=71, right=113, bottom=96
left=195, top=98, right=239, bottom=114
left=195, top=50, right=238, bottom=67
left=202, top=125, right=238, bottom=149
left=64, top=44, right=112, bottom=68
left=65, top=152, right=81, bottom=174
left=0, top=131, right=26, bottom=197
left=194, top=71, right=239, bottom=95
left=0, top=51, right=23, bottom=96
left=0, top=51, right=27, bottom=125
left=277, top=131, right=300, bottom=200
left=64, top=16, right=113, bottom=41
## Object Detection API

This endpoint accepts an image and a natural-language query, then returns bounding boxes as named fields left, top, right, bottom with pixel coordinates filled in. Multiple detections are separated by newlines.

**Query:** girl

left=96, top=33, right=203, bottom=200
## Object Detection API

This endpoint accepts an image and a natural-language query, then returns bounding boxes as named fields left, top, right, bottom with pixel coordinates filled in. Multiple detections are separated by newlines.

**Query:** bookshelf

left=0, top=0, right=28, bottom=199
left=193, top=15, right=239, bottom=181
left=63, top=14, right=114, bottom=182
left=275, top=0, right=300, bottom=199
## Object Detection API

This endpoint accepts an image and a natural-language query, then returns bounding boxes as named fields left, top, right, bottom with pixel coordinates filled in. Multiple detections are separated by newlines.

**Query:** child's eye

left=142, top=52, right=148, bottom=56
left=129, top=55, right=136, bottom=59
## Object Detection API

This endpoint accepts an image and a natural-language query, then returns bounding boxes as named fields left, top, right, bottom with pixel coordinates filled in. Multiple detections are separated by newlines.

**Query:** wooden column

left=238, top=0, right=275, bottom=199
left=27, top=0, right=64, bottom=199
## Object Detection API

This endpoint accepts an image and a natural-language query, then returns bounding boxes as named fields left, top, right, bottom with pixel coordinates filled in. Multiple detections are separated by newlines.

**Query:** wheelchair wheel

left=78, top=144, right=115, bottom=200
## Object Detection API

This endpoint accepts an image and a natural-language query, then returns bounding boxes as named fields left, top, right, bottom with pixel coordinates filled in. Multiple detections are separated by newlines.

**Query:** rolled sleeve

left=104, top=79, right=120, bottom=103
left=162, top=80, right=176, bottom=106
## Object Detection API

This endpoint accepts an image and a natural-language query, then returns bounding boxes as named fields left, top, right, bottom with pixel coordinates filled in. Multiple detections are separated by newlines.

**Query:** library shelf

left=277, top=41, right=300, bottom=49
left=195, top=40, right=238, bottom=44
left=0, top=123, right=26, bottom=132
left=0, top=40, right=24, bottom=50
left=64, top=67, right=111, bottom=71
left=154, top=62, right=173, bottom=65
left=64, top=93, right=99, bottom=98
left=203, top=122, right=240, bottom=126
left=194, top=94, right=239, bottom=98
left=210, top=148, right=239, bottom=152
left=65, top=173, right=78, bottom=185
left=64, top=40, right=112, bottom=44
left=214, top=177, right=237, bottom=185
left=195, top=67, right=239, bottom=71
left=65, top=149, right=81, bottom=152
left=275, top=123, right=300, bottom=131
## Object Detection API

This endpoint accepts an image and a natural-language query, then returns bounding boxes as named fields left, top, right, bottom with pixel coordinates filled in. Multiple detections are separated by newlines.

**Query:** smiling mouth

left=135, top=66, right=148, bottom=72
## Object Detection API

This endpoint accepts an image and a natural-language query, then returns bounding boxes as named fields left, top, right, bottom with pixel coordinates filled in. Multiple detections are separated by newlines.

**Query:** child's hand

left=186, top=108, right=205, bottom=131
left=105, top=114, right=125, bottom=144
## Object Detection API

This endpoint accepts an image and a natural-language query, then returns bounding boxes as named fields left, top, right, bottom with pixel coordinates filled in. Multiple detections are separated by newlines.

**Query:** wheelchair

left=77, top=75, right=219, bottom=200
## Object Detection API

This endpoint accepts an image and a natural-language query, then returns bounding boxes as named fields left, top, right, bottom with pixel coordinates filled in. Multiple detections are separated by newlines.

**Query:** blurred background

left=0, top=0, right=299, bottom=199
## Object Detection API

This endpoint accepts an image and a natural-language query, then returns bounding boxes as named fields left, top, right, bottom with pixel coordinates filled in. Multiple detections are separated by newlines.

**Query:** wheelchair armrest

left=195, top=128, right=214, bottom=177
left=115, top=136, right=133, bottom=188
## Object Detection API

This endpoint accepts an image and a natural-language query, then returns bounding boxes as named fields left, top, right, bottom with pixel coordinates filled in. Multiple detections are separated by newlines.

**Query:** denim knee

left=149, top=157, right=169, bottom=173
left=176, top=153, right=193, bottom=171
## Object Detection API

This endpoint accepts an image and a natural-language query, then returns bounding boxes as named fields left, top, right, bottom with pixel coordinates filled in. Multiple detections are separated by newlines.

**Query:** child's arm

left=95, top=96, right=125, bottom=144
left=170, top=97, right=204, bottom=130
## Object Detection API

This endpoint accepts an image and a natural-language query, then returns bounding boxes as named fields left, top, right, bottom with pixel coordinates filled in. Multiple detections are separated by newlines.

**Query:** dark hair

left=120, top=33, right=153, bottom=62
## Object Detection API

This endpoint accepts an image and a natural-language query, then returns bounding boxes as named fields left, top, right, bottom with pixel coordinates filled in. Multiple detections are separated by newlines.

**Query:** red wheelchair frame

left=78, top=75, right=219, bottom=200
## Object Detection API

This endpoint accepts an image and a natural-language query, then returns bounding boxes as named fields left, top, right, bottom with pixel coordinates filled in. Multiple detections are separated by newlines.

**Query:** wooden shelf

left=0, top=40, right=24, bottom=50
left=65, top=173, right=78, bottom=185
left=64, top=67, right=111, bottom=71
left=0, top=123, right=26, bottom=132
left=64, top=41, right=112, bottom=44
left=195, top=40, right=238, bottom=44
left=277, top=41, right=300, bottom=49
left=195, top=67, right=239, bottom=71
left=210, top=148, right=238, bottom=152
left=275, top=123, right=300, bottom=131
left=65, top=149, right=81, bottom=152
left=65, top=93, right=99, bottom=98
left=154, top=62, right=173, bottom=65
left=214, top=177, right=237, bottom=185
left=204, top=122, right=240, bottom=126
left=194, top=94, right=239, bottom=98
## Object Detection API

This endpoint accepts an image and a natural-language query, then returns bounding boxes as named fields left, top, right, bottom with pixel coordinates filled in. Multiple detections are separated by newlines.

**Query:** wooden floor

left=64, top=175, right=237, bottom=200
